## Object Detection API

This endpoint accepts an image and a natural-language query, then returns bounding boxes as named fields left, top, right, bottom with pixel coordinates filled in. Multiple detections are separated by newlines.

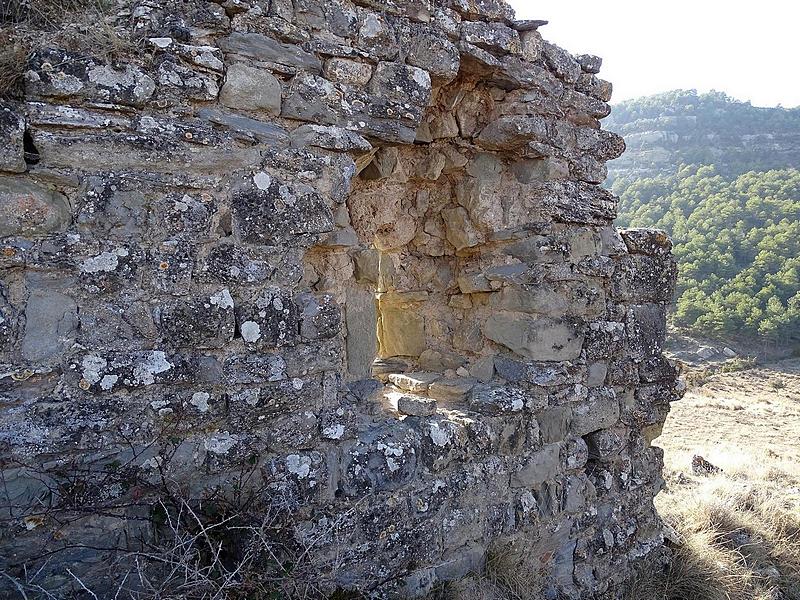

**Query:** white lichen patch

left=253, top=171, right=272, bottom=190
left=81, top=355, right=107, bottom=384
left=429, top=422, right=451, bottom=447
left=286, top=454, right=311, bottom=478
left=205, top=432, right=238, bottom=455
left=99, top=374, right=118, bottom=391
left=209, top=288, right=234, bottom=310
left=149, top=37, right=173, bottom=48
left=240, top=321, right=261, bottom=342
left=292, top=378, right=304, bottom=390
left=378, top=442, right=405, bottom=472
left=132, top=351, right=172, bottom=386
left=520, top=490, right=538, bottom=514
left=190, top=391, right=211, bottom=412
left=80, top=248, right=129, bottom=273
left=322, top=424, right=345, bottom=440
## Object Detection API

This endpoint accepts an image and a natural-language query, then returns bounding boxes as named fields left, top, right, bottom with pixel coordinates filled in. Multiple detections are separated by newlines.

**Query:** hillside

left=605, top=90, right=800, bottom=182
left=607, top=91, right=800, bottom=345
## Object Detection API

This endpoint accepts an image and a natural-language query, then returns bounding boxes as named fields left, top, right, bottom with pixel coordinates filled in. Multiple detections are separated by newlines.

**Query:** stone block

left=511, top=443, right=561, bottom=488
left=458, top=272, right=495, bottom=294
left=468, top=384, right=525, bottom=414
left=369, top=62, right=432, bottom=107
left=469, top=355, right=495, bottom=382
left=218, top=32, right=322, bottom=72
left=345, top=286, right=378, bottom=379
left=625, top=304, right=667, bottom=360
left=407, top=30, right=460, bottom=82
left=475, top=115, right=549, bottom=150
left=231, top=173, right=334, bottom=244
left=158, top=289, right=236, bottom=349
left=461, top=21, right=521, bottom=56
left=497, top=285, right=568, bottom=317
left=442, top=207, right=484, bottom=251
left=428, top=377, right=476, bottom=403
left=538, top=406, right=572, bottom=444
left=324, top=58, right=374, bottom=86
left=613, top=254, right=677, bottom=304
left=219, top=64, right=281, bottom=114
left=298, top=293, right=342, bottom=340
left=378, top=304, right=426, bottom=357
left=0, top=177, right=71, bottom=238
left=587, top=361, right=608, bottom=387
left=389, top=372, right=441, bottom=393
left=26, top=49, right=155, bottom=107
left=236, top=289, right=299, bottom=348
left=0, top=106, right=26, bottom=173
left=21, top=274, right=78, bottom=362
left=571, top=388, right=620, bottom=436
left=398, top=395, right=438, bottom=417
left=620, top=228, right=673, bottom=256
left=484, top=314, right=584, bottom=361
left=290, top=124, right=372, bottom=152
left=576, top=54, right=602, bottom=74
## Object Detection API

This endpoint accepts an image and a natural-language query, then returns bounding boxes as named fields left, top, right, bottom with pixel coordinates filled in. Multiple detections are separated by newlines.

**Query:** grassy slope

left=638, top=360, right=800, bottom=600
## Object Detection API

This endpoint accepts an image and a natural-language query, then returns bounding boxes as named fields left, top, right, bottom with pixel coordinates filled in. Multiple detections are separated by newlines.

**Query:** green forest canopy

left=612, top=166, right=800, bottom=343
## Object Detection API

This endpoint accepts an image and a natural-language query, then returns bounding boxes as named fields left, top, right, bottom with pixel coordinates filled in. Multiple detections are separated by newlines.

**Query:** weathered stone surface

left=21, top=274, right=78, bottom=362
left=450, top=0, right=515, bottom=22
left=576, top=54, right=602, bottom=74
left=26, top=49, right=156, bottom=107
left=511, top=443, right=560, bottom=487
left=571, top=388, right=620, bottom=435
left=398, top=394, right=438, bottom=417
left=218, top=32, right=322, bottom=72
left=442, top=206, right=484, bottom=251
left=324, top=58, right=374, bottom=86
left=345, top=286, right=378, bottom=379
left=0, top=2, right=678, bottom=597
left=484, top=314, right=584, bottom=361
left=461, top=21, right=521, bottom=56
left=231, top=174, right=334, bottom=244
left=378, top=303, right=426, bottom=357
left=219, top=64, right=282, bottom=114
left=369, top=62, right=432, bottom=107
left=290, top=124, right=372, bottom=152
left=475, top=115, right=549, bottom=150
left=159, top=290, right=236, bottom=349
left=0, top=177, right=71, bottom=238
left=390, top=371, right=441, bottom=393
left=407, top=30, right=460, bottom=82
left=0, top=106, right=26, bottom=173
left=428, top=377, right=476, bottom=402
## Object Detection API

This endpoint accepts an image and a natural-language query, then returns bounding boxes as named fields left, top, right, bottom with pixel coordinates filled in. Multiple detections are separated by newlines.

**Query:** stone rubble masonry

left=0, top=0, right=680, bottom=598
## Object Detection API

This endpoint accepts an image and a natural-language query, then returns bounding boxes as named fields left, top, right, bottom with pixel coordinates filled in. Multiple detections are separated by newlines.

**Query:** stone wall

left=0, top=0, right=681, bottom=597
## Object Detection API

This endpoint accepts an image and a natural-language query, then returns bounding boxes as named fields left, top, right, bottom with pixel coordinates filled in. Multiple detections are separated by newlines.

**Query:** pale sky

left=509, top=0, right=800, bottom=108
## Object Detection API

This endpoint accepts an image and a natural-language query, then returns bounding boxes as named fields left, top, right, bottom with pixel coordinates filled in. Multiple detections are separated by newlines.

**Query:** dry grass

left=628, top=359, right=800, bottom=600
left=0, top=0, right=137, bottom=97
left=431, top=544, right=544, bottom=600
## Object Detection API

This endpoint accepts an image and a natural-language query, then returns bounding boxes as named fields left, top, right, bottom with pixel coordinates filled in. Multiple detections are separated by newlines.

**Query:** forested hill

left=607, top=90, right=800, bottom=345
left=605, top=90, right=800, bottom=182
left=612, top=166, right=800, bottom=343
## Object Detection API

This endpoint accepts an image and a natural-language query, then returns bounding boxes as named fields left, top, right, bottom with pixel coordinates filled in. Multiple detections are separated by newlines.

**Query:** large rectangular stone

left=218, top=32, right=322, bottom=73
left=484, top=314, right=584, bottom=361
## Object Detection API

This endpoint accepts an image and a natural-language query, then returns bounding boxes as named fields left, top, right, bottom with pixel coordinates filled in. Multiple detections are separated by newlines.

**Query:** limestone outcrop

left=0, top=1, right=680, bottom=597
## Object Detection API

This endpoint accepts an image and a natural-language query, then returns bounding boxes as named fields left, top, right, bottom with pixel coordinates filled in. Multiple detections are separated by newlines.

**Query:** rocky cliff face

left=0, top=1, right=680, bottom=597
left=605, top=90, right=800, bottom=182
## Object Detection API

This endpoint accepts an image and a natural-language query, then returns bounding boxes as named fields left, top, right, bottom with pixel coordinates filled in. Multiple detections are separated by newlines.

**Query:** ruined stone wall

left=0, top=0, right=681, bottom=597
